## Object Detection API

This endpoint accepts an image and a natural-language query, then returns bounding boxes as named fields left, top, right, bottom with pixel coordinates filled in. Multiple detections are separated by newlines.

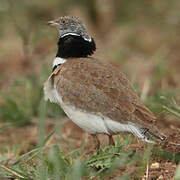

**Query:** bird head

left=48, top=16, right=92, bottom=42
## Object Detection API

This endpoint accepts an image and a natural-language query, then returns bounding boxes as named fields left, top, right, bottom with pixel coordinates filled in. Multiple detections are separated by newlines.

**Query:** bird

left=44, top=16, right=165, bottom=149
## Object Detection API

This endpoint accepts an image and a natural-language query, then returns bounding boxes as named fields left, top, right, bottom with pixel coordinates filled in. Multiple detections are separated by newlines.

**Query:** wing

left=54, top=57, right=156, bottom=126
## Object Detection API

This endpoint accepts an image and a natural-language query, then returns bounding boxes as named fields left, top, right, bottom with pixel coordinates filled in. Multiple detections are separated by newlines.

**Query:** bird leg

left=91, top=134, right=100, bottom=150
left=108, top=135, right=115, bottom=146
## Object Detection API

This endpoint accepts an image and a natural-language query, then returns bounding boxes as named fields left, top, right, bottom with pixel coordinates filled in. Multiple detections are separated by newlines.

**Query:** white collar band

left=60, top=33, right=92, bottom=42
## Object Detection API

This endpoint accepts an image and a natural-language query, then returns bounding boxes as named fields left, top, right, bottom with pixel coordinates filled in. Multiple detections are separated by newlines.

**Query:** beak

left=47, top=20, right=59, bottom=27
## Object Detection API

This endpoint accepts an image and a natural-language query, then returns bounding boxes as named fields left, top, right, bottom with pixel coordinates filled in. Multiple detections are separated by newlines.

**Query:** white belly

left=61, top=102, right=139, bottom=135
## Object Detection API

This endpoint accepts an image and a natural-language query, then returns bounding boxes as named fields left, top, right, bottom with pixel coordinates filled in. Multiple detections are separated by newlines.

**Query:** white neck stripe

left=61, top=33, right=80, bottom=38
left=60, top=33, right=92, bottom=42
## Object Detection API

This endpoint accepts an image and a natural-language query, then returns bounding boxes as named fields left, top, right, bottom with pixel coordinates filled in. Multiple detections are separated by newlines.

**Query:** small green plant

left=144, top=90, right=176, bottom=114
left=161, top=97, right=180, bottom=119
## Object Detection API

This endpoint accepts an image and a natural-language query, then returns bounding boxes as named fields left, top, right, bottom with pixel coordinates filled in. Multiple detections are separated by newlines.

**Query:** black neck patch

left=56, top=35, right=96, bottom=58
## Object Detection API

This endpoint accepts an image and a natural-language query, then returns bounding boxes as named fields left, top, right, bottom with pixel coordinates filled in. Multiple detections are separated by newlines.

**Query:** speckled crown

left=48, top=16, right=92, bottom=42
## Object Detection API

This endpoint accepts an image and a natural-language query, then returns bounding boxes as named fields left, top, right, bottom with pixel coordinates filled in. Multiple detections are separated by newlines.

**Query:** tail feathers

left=140, top=127, right=166, bottom=143
left=128, top=123, right=166, bottom=143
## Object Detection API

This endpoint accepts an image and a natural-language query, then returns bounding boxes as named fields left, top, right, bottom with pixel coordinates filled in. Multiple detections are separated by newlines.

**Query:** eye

left=62, top=20, right=66, bottom=24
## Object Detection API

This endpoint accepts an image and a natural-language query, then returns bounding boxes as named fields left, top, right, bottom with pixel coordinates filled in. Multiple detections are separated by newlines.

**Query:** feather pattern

left=44, top=57, right=165, bottom=142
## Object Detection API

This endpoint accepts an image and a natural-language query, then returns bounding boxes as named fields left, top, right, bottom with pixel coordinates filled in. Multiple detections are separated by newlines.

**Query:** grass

left=0, top=132, right=144, bottom=179
left=0, top=69, right=64, bottom=129
left=1, top=128, right=178, bottom=180
left=0, top=43, right=179, bottom=180
left=0, top=69, right=178, bottom=179
left=0, top=100, right=179, bottom=180
left=0, top=0, right=180, bottom=179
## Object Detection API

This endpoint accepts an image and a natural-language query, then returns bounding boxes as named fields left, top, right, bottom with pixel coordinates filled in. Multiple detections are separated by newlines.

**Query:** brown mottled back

left=53, top=57, right=156, bottom=128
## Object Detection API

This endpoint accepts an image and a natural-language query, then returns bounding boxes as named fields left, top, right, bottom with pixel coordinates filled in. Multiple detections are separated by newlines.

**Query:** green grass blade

left=0, top=163, right=32, bottom=179
left=13, top=147, right=42, bottom=165
left=163, top=105, right=180, bottom=119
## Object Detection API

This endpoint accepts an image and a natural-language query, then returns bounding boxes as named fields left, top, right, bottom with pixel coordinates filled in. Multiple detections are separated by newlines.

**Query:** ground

left=0, top=1, right=180, bottom=179
left=0, top=116, right=179, bottom=179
